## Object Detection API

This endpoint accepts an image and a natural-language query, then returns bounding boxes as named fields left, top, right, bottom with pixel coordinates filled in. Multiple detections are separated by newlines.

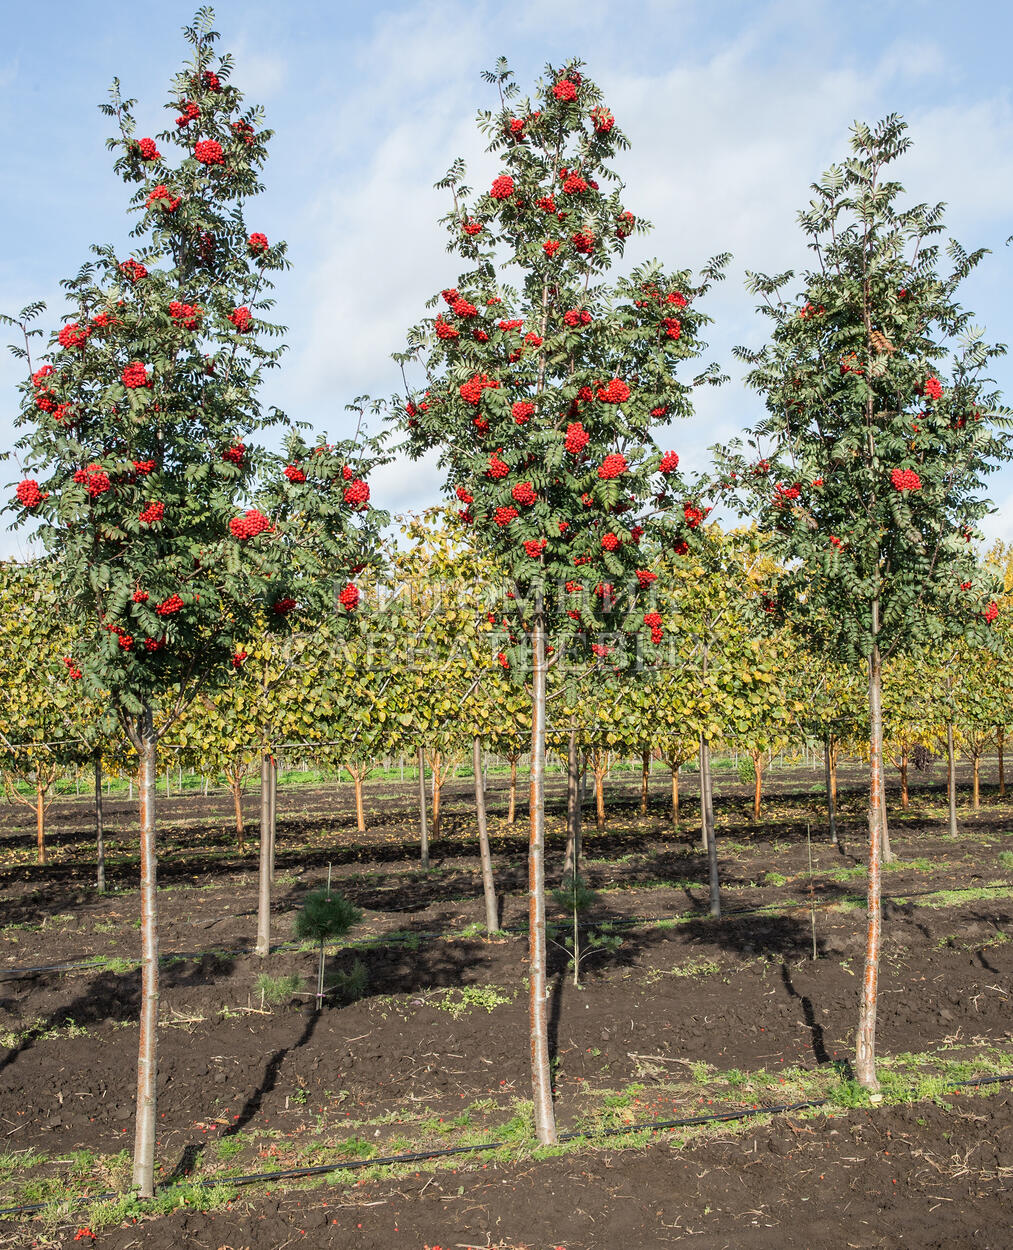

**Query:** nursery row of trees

left=3, top=8, right=1010, bottom=1191
left=4, top=519, right=1013, bottom=865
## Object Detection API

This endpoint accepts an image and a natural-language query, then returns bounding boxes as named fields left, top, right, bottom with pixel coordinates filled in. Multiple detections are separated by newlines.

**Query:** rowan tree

left=718, top=116, right=1010, bottom=1088
left=394, top=58, right=726, bottom=1142
left=4, top=11, right=385, bottom=1194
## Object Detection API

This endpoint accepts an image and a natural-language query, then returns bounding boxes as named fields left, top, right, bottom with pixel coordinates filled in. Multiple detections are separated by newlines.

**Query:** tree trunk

left=563, top=725, right=581, bottom=880
left=900, top=748, right=909, bottom=811
left=268, top=755, right=277, bottom=883
left=417, top=746, right=430, bottom=869
left=35, top=779, right=46, bottom=866
left=528, top=595, right=556, bottom=1145
left=95, top=757, right=105, bottom=894
left=508, top=756, right=518, bottom=824
left=856, top=635, right=884, bottom=1090
left=972, top=751, right=980, bottom=810
left=824, top=735, right=838, bottom=847
left=132, top=706, right=159, bottom=1196
left=431, top=751, right=442, bottom=838
left=352, top=768, right=366, bottom=833
left=946, top=723, right=958, bottom=837
left=474, top=737, right=498, bottom=933
left=670, top=762, right=680, bottom=825
left=751, top=749, right=763, bottom=821
left=230, top=774, right=245, bottom=852
left=255, top=754, right=272, bottom=958
left=700, top=736, right=720, bottom=917
left=829, top=739, right=838, bottom=805
left=998, top=727, right=1006, bottom=798
left=640, top=747, right=650, bottom=816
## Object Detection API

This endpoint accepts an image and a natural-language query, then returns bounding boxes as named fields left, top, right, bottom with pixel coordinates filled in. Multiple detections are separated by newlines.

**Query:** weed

left=255, top=972, right=301, bottom=1006
left=326, top=959, right=369, bottom=1003
left=430, top=985, right=512, bottom=1018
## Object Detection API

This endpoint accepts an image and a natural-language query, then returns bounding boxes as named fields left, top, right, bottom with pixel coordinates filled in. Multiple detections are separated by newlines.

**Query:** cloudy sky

left=1, top=0, right=1010, bottom=559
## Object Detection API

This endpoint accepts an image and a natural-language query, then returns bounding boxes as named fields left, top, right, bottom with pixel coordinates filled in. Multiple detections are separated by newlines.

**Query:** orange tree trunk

left=670, top=763, right=680, bottom=825
left=998, top=727, right=1006, bottom=798
left=508, top=755, right=518, bottom=824
left=131, top=707, right=159, bottom=1196
left=751, top=750, right=764, bottom=821
left=35, top=780, right=46, bottom=866
left=972, top=752, right=980, bottom=809
left=431, top=751, right=442, bottom=838
left=900, top=748, right=909, bottom=810
left=640, top=747, right=650, bottom=816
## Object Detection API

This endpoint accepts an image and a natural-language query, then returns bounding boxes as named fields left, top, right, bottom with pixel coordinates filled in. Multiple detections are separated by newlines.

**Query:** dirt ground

left=1, top=761, right=1011, bottom=1247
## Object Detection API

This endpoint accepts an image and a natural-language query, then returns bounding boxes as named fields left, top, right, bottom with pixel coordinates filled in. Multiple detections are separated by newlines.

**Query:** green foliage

left=293, top=889, right=362, bottom=944
left=325, top=958, right=369, bottom=1003
left=718, top=115, right=1010, bottom=665
left=254, top=972, right=300, bottom=1005
left=393, top=57, right=728, bottom=672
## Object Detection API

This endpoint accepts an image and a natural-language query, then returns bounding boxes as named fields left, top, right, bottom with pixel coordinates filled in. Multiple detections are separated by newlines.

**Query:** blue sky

left=2, top=0, right=1011, bottom=559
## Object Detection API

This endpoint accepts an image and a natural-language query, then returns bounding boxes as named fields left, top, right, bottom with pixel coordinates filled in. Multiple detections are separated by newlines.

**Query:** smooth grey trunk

left=95, top=757, right=105, bottom=894
left=824, top=734, right=838, bottom=847
left=700, top=735, right=720, bottom=918
left=856, top=629, right=884, bottom=1090
left=563, top=725, right=581, bottom=880
left=255, top=754, right=272, bottom=958
left=474, top=736, right=498, bottom=933
left=131, top=707, right=158, bottom=1196
left=528, top=595, right=556, bottom=1145
left=417, top=746, right=430, bottom=869
left=946, top=723, right=959, bottom=837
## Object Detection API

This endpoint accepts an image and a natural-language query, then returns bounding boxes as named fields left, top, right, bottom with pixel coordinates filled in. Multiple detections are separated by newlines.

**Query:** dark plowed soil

left=13, top=1092, right=1013, bottom=1249
left=1, top=765, right=1011, bottom=1247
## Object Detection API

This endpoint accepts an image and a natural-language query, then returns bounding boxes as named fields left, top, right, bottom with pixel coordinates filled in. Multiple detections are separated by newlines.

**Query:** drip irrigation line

left=2, top=881, right=1010, bottom=981
left=1, top=1073, right=1012, bottom=1219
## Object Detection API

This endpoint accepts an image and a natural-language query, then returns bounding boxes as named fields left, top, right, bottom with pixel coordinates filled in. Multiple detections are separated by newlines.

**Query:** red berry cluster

left=15, top=479, right=47, bottom=509
left=590, top=106, right=614, bottom=133
left=663, top=317, right=681, bottom=340
left=122, top=361, right=149, bottom=389
left=512, top=401, right=535, bottom=424
left=984, top=601, right=999, bottom=623
left=119, top=259, right=148, bottom=283
left=58, top=321, right=91, bottom=350
left=229, top=509, right=272, bottom=539
left=222, top=443, right=245, bottom=465
left=462, top=219, right=482, bottom=236
left=596, top=378, right=630, bottom=404
left=73, top=464, right=112, bottom=497
left=659, top=451, right=679, bottom=474
left=562, top=173, right=588, bottom=195
left=284, top=464, right=307, bottom=483
left=343, top=479, right=370, bottom=508
left=923, top=376, right=943, bottom=400
left=572, top=231, right=595, bottom=254
left=146, top=184, right=181, bottom=212
left=451, top=297, right=478, bottom=318
left=169, top=301, right=202, bottom=330
left=229, top=306, right=252, bottom=332
left=176, top=100, right=200, bottom=127
left=455, top=486, right=474, bottom=503
left=338, top=583, right=360, bottom=612
left=62, top=656, right=83, bottom=680
left=616, top=210, right=635, bottom=239
left=203, top=71, right=221, bottom=90
left=139, top=501, right=164, bottom=525
left=273, top=597, right=297, bottom=615
left=524, top=538, right=546, bottom=558
left=490, top=174, right=514, bottom=199
left=495, top=506, right=518, bottom=527
left=601, top=532, right=620, bottom=551
left=133, top=589, right=149, bottom=602
left=459, top=373, right=500, bottom=405
left=552, top=79, right=578, bottom=101
left=636, top=569, right=657, bottom=588
left=137, top=137, right=160, bottom=160
left=890, top=468, right=922, bottom=492
left=772, top=482, right=801, bottom=507
left=598, top=453, right=628, bottom=480
left=435, top=315, right=459, bottom=340
left=144, top=636, right=165, bottom=652
left=194, top=139, right=224, bottom=165
left=563, top=309, right=592, bottom=327
left=232, top=650, right=247, bottom=669
left=565, top=422, right=590, bottom=455
left=231, top=119, right=256, bottom=145
left=511, top=481, right=537, bottom=506
left=248, top=232, right=269, bottom=254
left=487, top=452, right=510, bottom=479
left=156, top=594, right=184, bottom=616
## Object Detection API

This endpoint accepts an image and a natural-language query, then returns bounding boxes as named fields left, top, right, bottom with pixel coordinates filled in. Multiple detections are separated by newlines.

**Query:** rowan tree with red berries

left=4, top=10, right=385, bottom=1196
left=394, top=57, right=727, bottom=1143
left=716, top=116, right=1011, bottom=1090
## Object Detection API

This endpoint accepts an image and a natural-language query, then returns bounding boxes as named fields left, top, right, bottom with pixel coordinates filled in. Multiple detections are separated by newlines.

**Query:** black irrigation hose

left=2, top=880, right=1011, bottom=981
left=2, top=1072, right=1013, bottom=1219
